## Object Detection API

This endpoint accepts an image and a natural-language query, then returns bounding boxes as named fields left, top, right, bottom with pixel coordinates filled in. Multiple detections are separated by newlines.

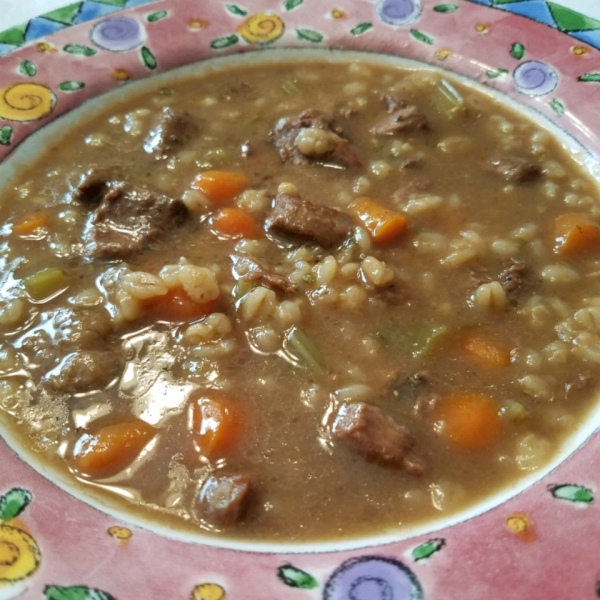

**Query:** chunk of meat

left=143, top=106, right=198, bottom=160
left=370, top=96, right=429, bottom=135
left=196, top=474, right=252, bottom=527
left=73, top=166, right=117, bottom=204
left=265, top=193, right=352, bottom=249
left=230, top=254, right=296, bottom=294
left=485, top=156, right=543, bottom=183
left=80, top=182, right=188, bottom=258
left=498, top=259, right=528, bottom=303
left=331, top=402, right=424, bottom=475
left=271, top=109, right=361, bottom=168
left=42, top=350, right=123, bottom=394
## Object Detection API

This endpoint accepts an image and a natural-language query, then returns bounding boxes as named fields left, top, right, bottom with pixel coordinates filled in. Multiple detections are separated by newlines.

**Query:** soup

left=1, top=54, right=599, bottom=543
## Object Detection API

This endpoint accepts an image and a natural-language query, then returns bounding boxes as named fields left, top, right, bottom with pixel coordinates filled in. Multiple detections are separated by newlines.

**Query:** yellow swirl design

left=238, top=13, right=285, bottom=44
left=0, top=83, right=56, bottom=123
left=191, top=583, right=225, bottom=600
left=0, top=524, right=40, bottom=584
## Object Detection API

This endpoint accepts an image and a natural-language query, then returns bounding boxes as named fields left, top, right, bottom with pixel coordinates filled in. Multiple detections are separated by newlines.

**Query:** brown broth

left=1, top=53, right=600, bottom=543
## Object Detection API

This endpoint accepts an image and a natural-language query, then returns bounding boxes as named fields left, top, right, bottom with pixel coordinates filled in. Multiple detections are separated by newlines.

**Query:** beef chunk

left=230, top=254, right=296, bottom=294
left=485, top=156, right=543, bottom=183
left=144, top=107, right=198, bottom=160
left=370, top=96, right=429, bottom=136
left=331, top=402, right=424, bottom=475
left=73, top=167, right=117, bottom=204
left=42, top=350, right=123, bottom=394
left=80, top=182, right=188, bottom=258
left=197, top=474, right=251, bottom=527
left=265, top=193, right=352, bottom=249
left=271, top=109, right=361, bottom=168
left=499, top=259, right=528, bottom=303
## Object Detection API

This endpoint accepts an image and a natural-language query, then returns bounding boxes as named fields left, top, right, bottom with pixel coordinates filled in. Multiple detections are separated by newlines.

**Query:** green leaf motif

left=63, top=44, right=96, bottom=56
left=44, top=585, right=116, bottom=600
left=277, top=564, right=318, bottom=589
left=210, top=35, right=239, bottom=50
left=549, top=99, right=565, bottom=116
left=59, top=81, right=85, bottom=91
left=284, top=0, right=303, bottom=10
left=510, top=42, right=525, bottom=60
left=226, top=4, right=247, bottom=16
left=141, top=46, right=157, bottom=70
left=0, top=488, right=31, bottom=521
left=296, top=28, right=324, bottom=43
left=486, top=68, right=509, bottom=79
left=412, top=537, right=445, bottom=561
left=350, top=22, right=373, bottom=35
left=0, top=125, right=12, bottom=146
left=410, top=29, right=434, bottom=44
left=578, top=72, right=600, bottom=83
left=19, top=60, right=37, bottom=77
left=550, top=484, right=594, bottom=504
left=147, top=10, right=168, bottom=22
left=434, top=4, right=459, bottom=12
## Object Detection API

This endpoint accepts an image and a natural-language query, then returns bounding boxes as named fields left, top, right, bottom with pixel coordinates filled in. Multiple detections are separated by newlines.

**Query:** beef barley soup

left=1, top=53, right=600, bottom=542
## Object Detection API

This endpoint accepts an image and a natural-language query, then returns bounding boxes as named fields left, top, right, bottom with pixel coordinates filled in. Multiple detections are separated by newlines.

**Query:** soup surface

left=1, top=54, right=600, bottom=543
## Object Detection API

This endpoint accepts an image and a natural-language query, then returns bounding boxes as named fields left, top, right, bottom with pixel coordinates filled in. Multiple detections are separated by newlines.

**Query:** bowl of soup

left=1, top=0, right=600, bottom=598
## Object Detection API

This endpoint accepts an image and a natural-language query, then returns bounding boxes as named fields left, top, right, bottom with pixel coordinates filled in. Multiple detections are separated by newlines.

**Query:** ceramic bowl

left=1, top=1, right=600, bottom=598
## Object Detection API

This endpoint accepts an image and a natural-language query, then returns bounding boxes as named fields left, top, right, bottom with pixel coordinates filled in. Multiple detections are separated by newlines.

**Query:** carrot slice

left=191, top=394, right=240, bottom=457
left=433, top=392, right=502, bottom=450
left=211, top=207, right=261, bottom=239
left=71, top=419, right=156, bottom=479
left=142, top=286, right=216, bottom=322
left=554, top=213, right=600, bottom=256
left=348, top=197, right=408, bottom=244
left=192, top=171, right=249, bottom=204
left=12, top=212, right=49, bottom=236
left=462, top=331, right=511, bottom=368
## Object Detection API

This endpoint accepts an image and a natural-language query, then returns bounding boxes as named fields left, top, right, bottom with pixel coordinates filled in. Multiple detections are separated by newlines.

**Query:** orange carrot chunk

left=12, top=212, right=49, bottom=236
left=462, top=332, right=511, bottom=368
left=71, top=419, right=156, bottom=479
left=142, top=286, right=216, bottom=322
left=348, top=197, right=408, bottom=244
left=211, top=207, right=261, bottom=239
left=433, top=392, right=502, bottom=450
left=192, top=171, right=249, bottom=204
left=191, top=394, right=240, bottom=457
left=554, top=213, right=600, bottom=256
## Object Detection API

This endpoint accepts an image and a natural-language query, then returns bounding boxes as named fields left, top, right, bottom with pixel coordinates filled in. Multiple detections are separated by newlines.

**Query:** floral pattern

left=0, top=0, right=599, bottom=598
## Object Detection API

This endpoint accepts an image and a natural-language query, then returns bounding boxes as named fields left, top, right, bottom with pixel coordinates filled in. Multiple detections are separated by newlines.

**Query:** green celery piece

left=283, top=326, right=325, bottom=370
left=415, top=325, right=448, bottom=357
left=431, top=79, right=465, bottom=119
left=23, top=267, right=68, bottom=301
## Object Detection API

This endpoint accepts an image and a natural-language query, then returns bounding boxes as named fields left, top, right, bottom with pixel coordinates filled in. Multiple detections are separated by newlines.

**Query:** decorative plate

left=1, top=1, right=600, bottom=598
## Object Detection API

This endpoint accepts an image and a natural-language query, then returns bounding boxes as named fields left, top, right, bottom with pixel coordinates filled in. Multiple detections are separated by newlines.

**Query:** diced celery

left=431, top=79, right=465, bottom=119
left=375, top=318, right=448, bottom=358
left=282, top=326, right=325, bottom=371
left=23, top=267, right=68, bottom=301
left=414, top=325, right=449, bottom=357
left=282, top=80, right=300, bottom=96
